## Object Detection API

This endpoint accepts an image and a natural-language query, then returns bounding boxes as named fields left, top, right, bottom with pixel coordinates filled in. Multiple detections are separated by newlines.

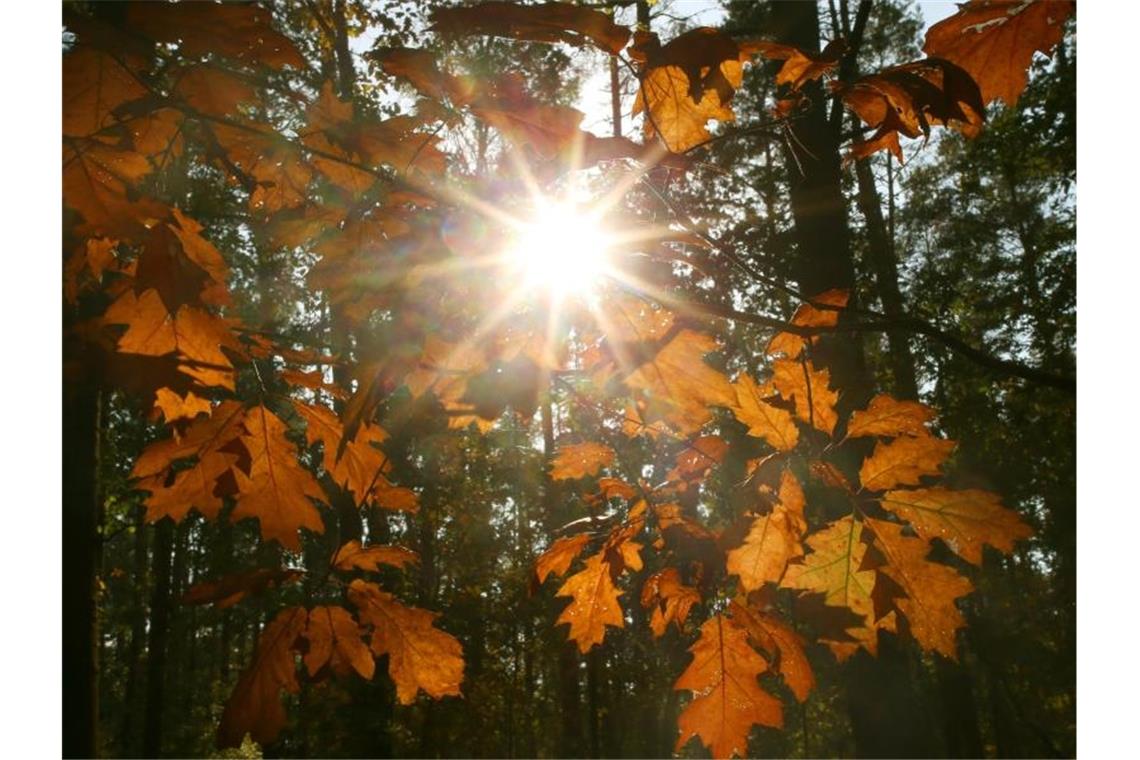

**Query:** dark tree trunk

left=142, top=518, right=175, bottom=758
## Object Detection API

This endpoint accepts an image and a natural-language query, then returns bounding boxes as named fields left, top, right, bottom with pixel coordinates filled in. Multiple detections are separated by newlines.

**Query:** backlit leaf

left=555, top=551, right=625, bottom=653
left=858, top=436, right=955, bottom=492
left=879, top=487, right=1032, bottom=565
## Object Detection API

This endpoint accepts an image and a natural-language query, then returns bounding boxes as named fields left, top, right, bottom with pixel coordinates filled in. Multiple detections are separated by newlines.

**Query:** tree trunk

left=142, top=518, right=175, bottom=757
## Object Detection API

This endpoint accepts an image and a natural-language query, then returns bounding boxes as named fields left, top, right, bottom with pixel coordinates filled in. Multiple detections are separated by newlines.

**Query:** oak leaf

left=625, top=329, right=735, bottom=436
left=729, top=601, right=815, bottom=703
left=727, top=470, right=807, bottom=591
left=332, top=540, right=419, bottom=573
left=132, top=400, right=246, bottom=479
left=771, top=358, right=839, bottom=435
left=641, top=567, right=700, bottom=637
left=153, top=388, right=211, bottom=424
left=63, top=139, right=165, bottom=238
left=551, top=442, right=615, bottom=481
left=765, top=289, right=849, bottom=360
left=555, top=552, right=625, bottom=652
left=128, top=2, right=304, bottom=69
left=142, top=449, right=238, bottom=523
left=295, top=401, right=396, bottom=506
left=879, top=487, right=1032, bottom=565
left=183, top=567, right=303, bottom=609
left=303, top=605, right=375, bottom=680
left=535, top=534, right=591, bottom=584
left=858, top=436, right=955, bottom=492
left=230, top=405, right=325, bottom=551
left=731, top=374, right=799, bottom=451
left=846, top=393, right=934, bottom=439
left=63, top=48, right=147, bottom=138
left=674, top=614, right=783, bottom=759
left=866, top=518, right=974, bottom=658
left=923, top=0, right=1075, bottom=105
left=347, top=580, right=465, bottom=704
left=217, top=606, right=307, bottom=748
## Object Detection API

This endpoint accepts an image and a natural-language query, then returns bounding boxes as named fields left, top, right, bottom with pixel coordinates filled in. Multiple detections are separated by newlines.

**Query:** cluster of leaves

left=63, top=1, right=1070, bottom=756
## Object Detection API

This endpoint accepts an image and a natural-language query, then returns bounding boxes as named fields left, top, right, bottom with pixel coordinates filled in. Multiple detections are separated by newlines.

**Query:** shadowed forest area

left=61, top=1, right=1075, bottom=757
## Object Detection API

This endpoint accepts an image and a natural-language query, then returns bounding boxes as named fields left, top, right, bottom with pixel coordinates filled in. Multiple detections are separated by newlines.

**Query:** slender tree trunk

left=142, top=517, right=175, bottom=757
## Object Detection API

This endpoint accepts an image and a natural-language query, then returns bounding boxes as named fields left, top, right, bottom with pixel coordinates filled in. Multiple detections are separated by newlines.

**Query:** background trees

left=60, top=1, right=1074, bottom=757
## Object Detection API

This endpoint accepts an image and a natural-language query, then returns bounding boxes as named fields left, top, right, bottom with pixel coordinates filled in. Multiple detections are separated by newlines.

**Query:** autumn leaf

left=63, top=139, right=165, bottom=238
left=727, top=470, right=807, bottom=590
left=923, top=0, right=1075, bottom=105
left=771, top=358, right=839, bottom=435
left=729, top=601, right=815, bottom=703
left=641, top=567, right=700, bottom=637
left=674, top=614, right=783, bottom=759
left=430, top=1, right=631, bottom=55
left=230, top=405, right=326, bottom=551
left=879, top=487, right=1032, bottom=565
left=132, top=400, right=246, bottom=479
left=555, top=551, right=625, bottom=652
left=63, top=48, right=147, bottom=138
left=332, top=540, right=419, bottom=573
left=347, top=580, right=465, bottom=704
left=153, top=388, right=211, bottom=424
left=303, top=606, right=375, bottom=680
left=765, top=289, right=849, bottom=360
left=750, top=38, right=847, bottom=92
left=858, top=436, right=955, bottom=492
left=535, top=534, right=591, bottom=584
left=846, top=393, right=934, bottom=439
left=218, top=606, right=307, bottom=748
left=183, top=568, right=303, bottom=609
left=866, top=518, right=974, bottom=658
left=142, top=449, right=238, bottom=523
left=731, top=374, right=799, bottom=451
left=551, top=441, right=615, bottom=481
left=295, top=401, right=396, bottom=506
left=625, top=329, right=736, bottom=435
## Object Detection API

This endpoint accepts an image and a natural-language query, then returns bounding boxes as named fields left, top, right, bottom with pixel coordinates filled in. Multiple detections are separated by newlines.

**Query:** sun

left=505, top=201, right=612, bottom=298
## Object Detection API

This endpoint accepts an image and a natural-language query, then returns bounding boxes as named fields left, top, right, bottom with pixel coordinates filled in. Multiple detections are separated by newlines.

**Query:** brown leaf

left=294, top=401, right=395, bottom=505
left=183, top=567, right=303, bottom=609
left=641, top=567, right=700, bottom=637
left=879, top=487, right=1032, bottom=565
left=302, top=605, right=375, bottom=680
left=535, top=534, right=591, bottom=584
left=674, top=614, right=783, bottom=759
left=765, top=289, right=849, bottom=360
left=923, top=0, right=1074, bottom=105
left=430, top=2, right=631, bottom=54
left=555, top=551, right=625, bottom=652
left=625, top=329, right=735, bottom=436
left=729, top=601, right=815, bottom=703
left=217, top=606, right=307, bottom=748
left=128, top=2, right=304, bottom=69
left=332, top=540, right=419, bottom=573
left=866, top=518, right=974, bottom=658
left=347, top=580, right=465, bottom=704
left=858, top=436, right=955, bottom=492
left=63, top=139, right=165, bottom=238
left=551, top=442, right=615, bottom=481
left=846, top=393, right=934, bottom=438
left=731, top=374, right=799, bottom=451
left=771, top=358, right=838, bottom=436
left=230, top=405, right=325, bottom=551
left=748, top=38, right=847, bottom=92
left=132, top=400, right=246, bottom=479
left=153, top=388, right=212, bottom=424
left=727, top=470, right=807, bottom=590
left=142, top=449, right=238, bottom=523
left=63, top=48, right=148, bottom=138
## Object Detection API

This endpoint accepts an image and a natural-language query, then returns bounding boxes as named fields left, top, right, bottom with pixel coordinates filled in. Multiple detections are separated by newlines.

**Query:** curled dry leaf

left=641, top=567, right=700, bottom=637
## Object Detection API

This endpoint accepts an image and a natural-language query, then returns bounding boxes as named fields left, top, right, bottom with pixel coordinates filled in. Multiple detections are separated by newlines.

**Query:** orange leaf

left=132, top=400, right=246, bottom=479
left=731, top=374, right=799, bottom=451
left=332, top=540, right=419, bottom=573
left=63, top=139, right=165, bottom=238
left=846, top=393, right=934, bottom=438
left=923, top=0, right=1074, bottom=106
left=142, top=449, right=238, bottom=523
left=294, top=401, right=395, bottom=505
left=727, top=470, right=807, bottom=591
left=551, top=442, right=615, bottom=481
left=771, top=358, right=838, bottom=435
left=729, top=601, right=815, bottom=703
left=217, top=606, right=307, bottom=748
left=674, top=614, right=783, bottom=759
left=302, top=605, right=375, bottom=680
left=625, top=329, right=735, bottom=436
left=347, top=580, right=465, bottom=704
left=866, top=518, right=974, bottom=659
left=765, top=289, right=849, bottom=360
left=879, top=487, right=1032, bottom=565
left=858, top=436, right=955, bottom=492
left=63, top=48, right=147, bottom=138
left=535, top=534, right=591, bottom=584
left=128, top=2, right=304, bottom=69
left=555, top=552, right=625, bottom=653
left=230, top=405, right=325, bottom=551
left=183, top=567, right=303, bottom=609
left=641, top=567, right=700, bottom=637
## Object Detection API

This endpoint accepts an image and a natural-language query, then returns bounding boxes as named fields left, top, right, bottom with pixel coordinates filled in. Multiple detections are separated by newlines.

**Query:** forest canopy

left=58, top=1, right=1076, bottom=758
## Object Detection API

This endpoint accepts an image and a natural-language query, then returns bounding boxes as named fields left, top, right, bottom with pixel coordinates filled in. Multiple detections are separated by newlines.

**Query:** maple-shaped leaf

left=63, top=48, right=148, bottom=138
left=183, top=567, right=303, bottom=609
left=866, top=518, right=974, bottom=658
left=667, top=436, right=729, bottom=484
left=302, top=605, right=375, bottom=680
left=294, top=401, right=397, bottom=506
left=923, top=0, right=1075, bottom=106
left=555, top=551, right=625, bottom=653
left=370, top=47, right=472, bottom=106
left=153, top=388, right=211, bottom=424
left=729, top=601, right=815, bottom=703
left=209, top=119, right=312, bottom=213
left=551, top=442, right=615, bottom=481
left=535, top=534, right=591, bottom=584
left=128, top=2, right=304, bottom=69
left=846, top=393, right=935, bottom=439
left=230, top=405, right=325, bottom=551
left=641, top=567, right=700, bottom=638
left=766, top=289, right=849, bottom=360
left=674, top=614, right=783, bottom=759
left=172, top=64, right=257, bottom=118
left=771, top=358, right=839, bottom=435
left=132, top=400, right=246, bottom=479
left=142, top=449, right=239, bottom=523
left=217, top=606, right=306, bottom=748
left=781, top=516, right=886, bottom=659
left=879, top=487, right=1032, bottom=565
left=633, top=27, right=762, bottom=152
left=727, top=470, right=808, bottom=591
left=332, top=540, right=419, bottom=573
left=625, top=329, right=736, bottom=436
left=63, top=139, right=165, bottom=238
left=430, top=1, right=630, bottom=54
left=858, top=436, right=955, bottom=492
left=347, top=580, right=464, bottom=704
left=731, top=374, right=799, bottom=451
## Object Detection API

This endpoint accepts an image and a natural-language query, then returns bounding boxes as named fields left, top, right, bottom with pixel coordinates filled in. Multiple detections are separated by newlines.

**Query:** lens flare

left=506, top=201, right=611, bottom=297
